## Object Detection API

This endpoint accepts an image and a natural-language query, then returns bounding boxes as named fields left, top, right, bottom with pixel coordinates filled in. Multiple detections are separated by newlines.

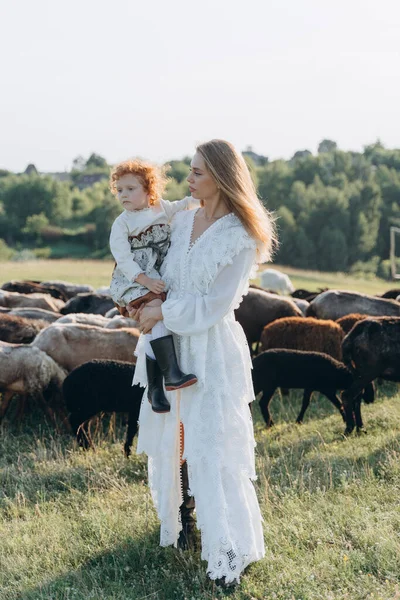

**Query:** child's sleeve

left=109, top=218, right=144, bottom=282
left=160, top=197, right=201, bottom=221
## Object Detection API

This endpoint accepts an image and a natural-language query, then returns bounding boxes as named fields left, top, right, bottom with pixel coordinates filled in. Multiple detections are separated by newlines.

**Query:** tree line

left=0, top=141, right=399, bottom=277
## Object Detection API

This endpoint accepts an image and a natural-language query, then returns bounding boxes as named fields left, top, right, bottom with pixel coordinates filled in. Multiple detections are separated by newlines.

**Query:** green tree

left=0, top=175, right=72, bottom=241
left=22, top=212, right=50, bottom=242
left=317, top=227, right=348, bottom=271
left=165, top=161, right=189, bottom=183
left=347, top=179, right=382, bottom=263
left=318, top=139, right=337, bottom=154
left=89, top=194, right=121, bottom=251
left=257, top=160, right=293, bottom=209
left=86, top=153, right=108, bottom=169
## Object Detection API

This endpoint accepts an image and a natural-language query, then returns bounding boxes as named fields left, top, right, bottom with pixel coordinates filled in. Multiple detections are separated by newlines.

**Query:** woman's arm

left=138, top=246, right=256, bottom=336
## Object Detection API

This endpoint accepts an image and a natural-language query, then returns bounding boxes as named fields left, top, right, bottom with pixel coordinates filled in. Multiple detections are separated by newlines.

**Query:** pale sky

left=1, top=0, right=400, bottom=172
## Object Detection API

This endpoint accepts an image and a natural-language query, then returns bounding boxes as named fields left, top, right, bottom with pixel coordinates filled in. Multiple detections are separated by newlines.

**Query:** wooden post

left=390, top=226, right=400, bottom=280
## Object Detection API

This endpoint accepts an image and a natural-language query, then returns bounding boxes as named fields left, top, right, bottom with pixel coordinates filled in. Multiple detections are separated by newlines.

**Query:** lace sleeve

left=161, top=246, right=256, bottom=336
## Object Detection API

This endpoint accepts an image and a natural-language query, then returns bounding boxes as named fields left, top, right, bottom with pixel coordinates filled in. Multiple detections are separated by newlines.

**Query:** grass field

left=0, top=261, right=399, bottom=599
left=0, top=260, right=395, bottom=295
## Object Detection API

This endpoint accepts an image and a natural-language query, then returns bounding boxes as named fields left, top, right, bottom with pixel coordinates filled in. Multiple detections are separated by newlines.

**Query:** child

left=109, top=159, right=198, bottom=414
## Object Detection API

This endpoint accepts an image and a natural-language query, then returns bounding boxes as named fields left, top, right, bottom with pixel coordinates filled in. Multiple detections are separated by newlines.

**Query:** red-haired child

left=109, top=159, right=198, bottom=414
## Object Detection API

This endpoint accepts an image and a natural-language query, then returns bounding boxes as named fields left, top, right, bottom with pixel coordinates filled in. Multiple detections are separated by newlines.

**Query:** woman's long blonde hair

left=196, top=139, right=278, bottom=262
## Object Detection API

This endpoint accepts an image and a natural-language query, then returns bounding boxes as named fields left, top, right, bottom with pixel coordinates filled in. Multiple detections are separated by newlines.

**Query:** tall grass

left=0, top=263, right=399, bottom=598
left=0, top=385, right=399, bottom=600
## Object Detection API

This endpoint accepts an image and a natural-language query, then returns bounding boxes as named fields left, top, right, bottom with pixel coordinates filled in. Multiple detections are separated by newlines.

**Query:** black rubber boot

left=146, top=355, right=170, bottom=413
left=177, top=461, right=196, bottom=551
left=150, top=335, right=197, bottom=391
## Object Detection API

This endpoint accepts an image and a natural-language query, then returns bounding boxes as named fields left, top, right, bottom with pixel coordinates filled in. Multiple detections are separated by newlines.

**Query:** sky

left=1, top=0, right=400, bottom=172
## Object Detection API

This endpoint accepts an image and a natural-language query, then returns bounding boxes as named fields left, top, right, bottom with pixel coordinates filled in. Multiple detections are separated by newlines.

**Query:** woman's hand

left=137, top=305, right=163, bottom=334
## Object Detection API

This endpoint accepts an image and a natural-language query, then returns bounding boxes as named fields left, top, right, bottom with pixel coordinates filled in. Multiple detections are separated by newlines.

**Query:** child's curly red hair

left=109, top=159, right=168, bottom=206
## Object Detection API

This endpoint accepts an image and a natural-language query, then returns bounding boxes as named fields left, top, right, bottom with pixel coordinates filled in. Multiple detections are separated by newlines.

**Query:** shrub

left=0, top=238, right=14, bottom=260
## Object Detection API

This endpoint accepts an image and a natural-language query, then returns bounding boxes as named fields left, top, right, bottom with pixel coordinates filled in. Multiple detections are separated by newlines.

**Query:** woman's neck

left=202, top=195, right=230, bottom=221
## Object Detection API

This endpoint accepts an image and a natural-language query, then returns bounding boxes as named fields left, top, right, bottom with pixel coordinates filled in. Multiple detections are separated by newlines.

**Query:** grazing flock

left=0, top=268, right=400, bottom=457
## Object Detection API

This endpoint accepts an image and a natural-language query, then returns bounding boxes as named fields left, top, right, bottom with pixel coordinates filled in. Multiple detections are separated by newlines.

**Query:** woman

left=133, top=139, right=277, bottom=585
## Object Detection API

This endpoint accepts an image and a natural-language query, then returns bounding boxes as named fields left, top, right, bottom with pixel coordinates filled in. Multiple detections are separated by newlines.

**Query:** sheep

left=259, top=268, right=294, bottom=295
left=336, top=313, right=370, bottom=335
left=60, top=293, right=114, bottom=315
left=341, top=317, right=400, bottom=434
left=55, top=313, right=138, bottom=329
left=8, top=307, right=61, bottom=323
left=286, top=298, right=309, bottom=316
left=307, top=290, right=400, bottom=320
left=95, top=286, right=111, bottom=296
left=0, top=290, right=65, bottom=313
left=291, top=288, right=327, bottom=302
left=235, top=288, right=303, bottom=355
left=260, top=316, right=344, bottom=360
left=56, top=313, right=110, bottom=327
left=2, top=280, right=69, bottom=301
left=380, top=289, right=400, bottom=300
left=63, top=359, right=144, bottom=457
left=252, top=349, right=354, bottom=427
left=105, top=307, right=120, bottom=318
left=31, top=324, right=139, bottom=371
left=0, top=314, right=48, bottom=344
left=41, top=280, right=95, bottom=299
left=0, top=342, right=67, bottom=425
left=259, top=316, right=375, bottom=405
left=104, top=315, right=138, bottom=329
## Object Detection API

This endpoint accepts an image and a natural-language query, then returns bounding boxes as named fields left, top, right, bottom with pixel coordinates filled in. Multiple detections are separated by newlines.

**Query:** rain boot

left=150, top=335, right=197, bottom=391
left=146, top=355, right=170, bottom=413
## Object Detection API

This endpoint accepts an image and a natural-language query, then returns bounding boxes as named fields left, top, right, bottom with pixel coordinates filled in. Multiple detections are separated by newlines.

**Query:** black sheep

left=252, top=349, right=355, bottom=427
left=341, top=317, right=400, bottom=434
left=60, top=293, right=114, bottom=315
left=63, top=359, right=144, bottom=457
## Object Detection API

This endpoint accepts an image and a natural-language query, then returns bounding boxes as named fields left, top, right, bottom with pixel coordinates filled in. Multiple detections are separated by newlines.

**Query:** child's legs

left=143, top=299, right=170, bottom=358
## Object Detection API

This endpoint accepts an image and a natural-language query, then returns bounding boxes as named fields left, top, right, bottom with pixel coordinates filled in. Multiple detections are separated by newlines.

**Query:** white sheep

left=55, top=313, right=138, bottom=329
left=0, top=290, right=64, bottom=313
left=31, top=324, right=139, bottom=371
left=259, top=268, right=295, bottom=295
left=0, top=342, right=67, bottom=425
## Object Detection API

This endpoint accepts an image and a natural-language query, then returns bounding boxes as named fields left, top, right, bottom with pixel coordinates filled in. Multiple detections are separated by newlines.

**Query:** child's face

left=116, top=174, right=149, bottom=211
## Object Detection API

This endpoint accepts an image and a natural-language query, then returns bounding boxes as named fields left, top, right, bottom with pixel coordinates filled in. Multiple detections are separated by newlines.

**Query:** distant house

left=24, top=164, right=38, bottom=175
left=43, top=172, right=72, bottom=183
left=74, top=173, right=108, bottom=189
left=20, top=165, right=107, bottom=188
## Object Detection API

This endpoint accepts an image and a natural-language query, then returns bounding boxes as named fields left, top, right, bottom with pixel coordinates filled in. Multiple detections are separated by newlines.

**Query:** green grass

left=0, top=262, right=399, bottom=599
left=277, top=265, right=393, bottom=297
left=0, top=260, right=396, bottom=295
left=0, top=260, right=115, bottom=289
left=0, top=385, right=399, bottom=600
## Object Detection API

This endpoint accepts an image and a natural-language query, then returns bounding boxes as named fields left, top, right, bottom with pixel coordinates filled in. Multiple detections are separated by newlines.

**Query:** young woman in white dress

left=133, top=139, right=277, bottom=586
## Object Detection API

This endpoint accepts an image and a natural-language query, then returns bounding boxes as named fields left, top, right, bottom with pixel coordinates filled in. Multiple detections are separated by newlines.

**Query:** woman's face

left=186, top=152, right=219, bottom=201
left=116, top=174, right=149, bottom=211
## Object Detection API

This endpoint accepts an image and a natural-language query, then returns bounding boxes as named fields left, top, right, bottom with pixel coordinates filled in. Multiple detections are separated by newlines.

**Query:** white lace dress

left=134, top=207, right=266, bottom=583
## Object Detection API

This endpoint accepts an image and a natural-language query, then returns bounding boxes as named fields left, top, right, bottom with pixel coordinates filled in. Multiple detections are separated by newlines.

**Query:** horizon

left=4, top=138, right=393, bottom=175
